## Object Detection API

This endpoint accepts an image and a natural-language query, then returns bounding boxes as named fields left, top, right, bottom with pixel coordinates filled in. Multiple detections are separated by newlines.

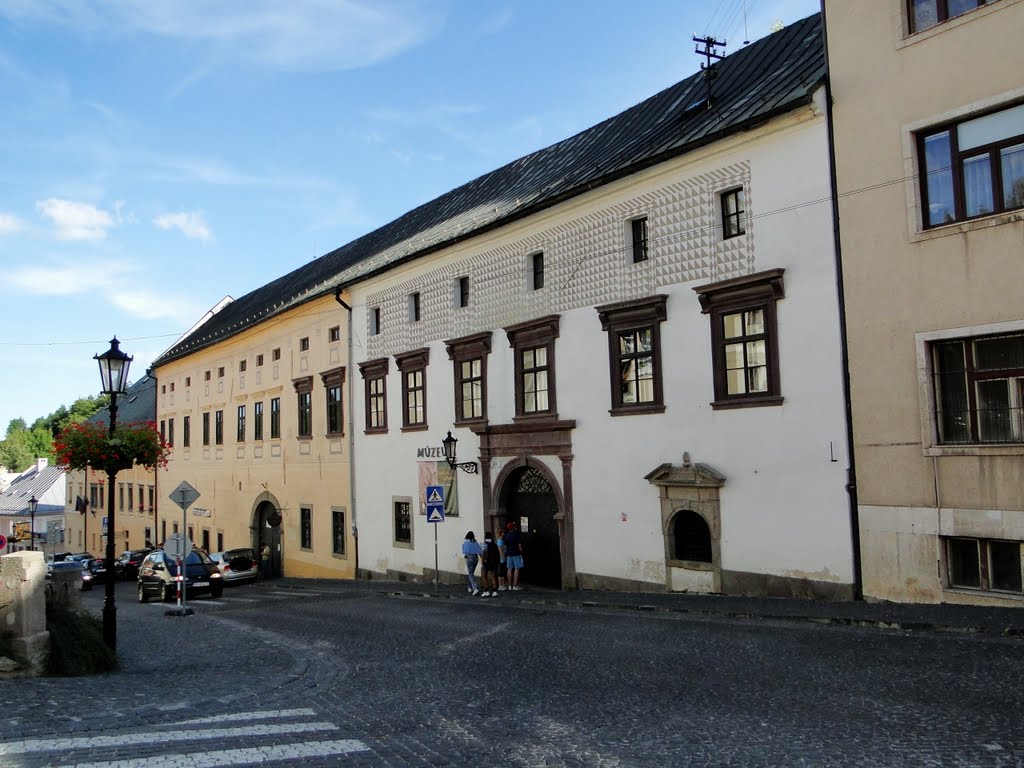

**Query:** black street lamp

left=94, top=336, right=132, bottom=651
left=441, top=431, right=478, bottom=474
left=28, top=495, right=37, bottom=551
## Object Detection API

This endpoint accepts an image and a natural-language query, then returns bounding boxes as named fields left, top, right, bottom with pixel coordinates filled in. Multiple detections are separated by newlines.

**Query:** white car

left=209, top=548, right=259, bottom=584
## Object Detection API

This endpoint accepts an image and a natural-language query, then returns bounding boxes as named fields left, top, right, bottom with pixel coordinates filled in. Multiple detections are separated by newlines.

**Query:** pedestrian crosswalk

left=0, top=708, right=369, bottom=767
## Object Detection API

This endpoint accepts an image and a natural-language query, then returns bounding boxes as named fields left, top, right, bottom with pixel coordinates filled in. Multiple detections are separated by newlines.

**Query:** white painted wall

left=348, top=103, right=854, bottom=590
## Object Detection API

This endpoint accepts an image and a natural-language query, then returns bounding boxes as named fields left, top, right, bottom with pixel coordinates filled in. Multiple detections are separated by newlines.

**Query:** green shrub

left=45, top=603, right=117, bottom=676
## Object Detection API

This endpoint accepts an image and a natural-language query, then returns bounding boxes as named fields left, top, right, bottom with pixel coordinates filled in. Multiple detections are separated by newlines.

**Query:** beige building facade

left=825, top=0, right=1024, bottom=604
left=151, top=292, right=354, bottom=580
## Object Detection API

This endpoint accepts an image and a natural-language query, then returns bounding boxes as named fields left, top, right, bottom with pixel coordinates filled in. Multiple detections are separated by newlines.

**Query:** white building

left=331, top=15, right=857, bottom=597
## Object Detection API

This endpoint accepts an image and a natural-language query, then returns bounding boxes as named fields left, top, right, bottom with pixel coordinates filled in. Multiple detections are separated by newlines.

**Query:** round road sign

left=0, top=534, right=7, bottom=551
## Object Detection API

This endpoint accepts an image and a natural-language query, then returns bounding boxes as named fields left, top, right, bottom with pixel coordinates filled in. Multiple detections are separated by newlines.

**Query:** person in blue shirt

left=462, top=531, right=482, bottom=595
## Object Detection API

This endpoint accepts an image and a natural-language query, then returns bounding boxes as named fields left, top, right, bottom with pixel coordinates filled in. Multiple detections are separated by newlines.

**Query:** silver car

left=209, top=548, right=259, bottom=584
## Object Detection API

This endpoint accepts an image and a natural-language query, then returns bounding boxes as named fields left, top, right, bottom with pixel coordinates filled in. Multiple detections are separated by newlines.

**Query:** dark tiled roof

left=155, top=14, right=825, bottom=367
left=87, top=375, right=157, bottom=426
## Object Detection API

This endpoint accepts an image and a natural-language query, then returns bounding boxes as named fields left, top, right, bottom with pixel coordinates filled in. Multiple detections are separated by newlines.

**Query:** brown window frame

left=270, top=397, right=281, bottom=439
left=395, top=348, right=429, bottom=432
left=931, top=331, right=1024, bottom=445
left=239, top=360, right=247, bottom=373
left=293, top=376, right=314, bottom=439
left=202, top=412, right=210, bottom=446
left=721, top=187, right=746, bottom=239
left=359, top=358, right=389, bottom=434
left=182, top=415, right=191, bottom=448
left=299, top=337, right=310, bottom=352
left=236, top=405, right=246, bottom=442
left=329, top=326, right=341, bottom=343
left=946, top=537, right=1023, bottom=594
left=630, top=216, right=649, bottom=263
left=596, top=295, right=667, bottom=416
left=918, top=101, right=1024, bottom=229
left=446, top=331, right=492, bottom=426
left=214, top=410, right=224, bottom=445
left=272, top=348, right=281, bottom=362
left=695, top=269, right=784, bottom=410
left=321, top=367, right=346, bottom=437
left=908, top=0, right=990, bottom=33
left=505, top=315, right=560, bottom=421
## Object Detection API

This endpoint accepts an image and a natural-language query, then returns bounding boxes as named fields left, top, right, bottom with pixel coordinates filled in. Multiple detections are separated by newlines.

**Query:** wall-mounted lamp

left=442, top=431, right=478, bottom=475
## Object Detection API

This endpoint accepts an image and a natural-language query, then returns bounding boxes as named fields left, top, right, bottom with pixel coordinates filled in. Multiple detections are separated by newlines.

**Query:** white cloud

left=0, top=213, right=24, bottom=234
left=36, top=198, right=115, bottom=240
left=0, top=0, right=442, bottom=73
left=7, top=261, right=205, bottom=325
left=153, top=211, right=212, bottom=241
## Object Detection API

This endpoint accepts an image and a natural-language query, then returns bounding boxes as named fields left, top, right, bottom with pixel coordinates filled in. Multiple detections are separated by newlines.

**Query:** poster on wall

left=418, top=461, right=458, bottom=517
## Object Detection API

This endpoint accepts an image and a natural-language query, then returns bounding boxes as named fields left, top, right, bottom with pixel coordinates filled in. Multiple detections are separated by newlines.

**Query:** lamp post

left=442, top=431, right=479, bottom=474
left=95, top=336, right=132, bottom=651
left=28, top=495, right=38, bottom=551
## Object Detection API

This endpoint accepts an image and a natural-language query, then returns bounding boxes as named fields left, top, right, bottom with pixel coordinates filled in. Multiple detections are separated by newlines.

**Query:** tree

left=0, top=396, right=109, bottom=472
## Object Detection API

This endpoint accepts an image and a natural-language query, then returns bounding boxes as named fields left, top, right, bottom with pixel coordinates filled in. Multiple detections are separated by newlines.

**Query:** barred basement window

left=394, top=499, right=412, bottom=544
left=332, top=509, right=346, bottom=556
left=672, top=511, right=713, bottom=563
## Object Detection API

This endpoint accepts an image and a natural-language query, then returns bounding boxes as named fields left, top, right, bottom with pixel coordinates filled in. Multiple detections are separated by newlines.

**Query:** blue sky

left=0, top=0, right=820, bottom=433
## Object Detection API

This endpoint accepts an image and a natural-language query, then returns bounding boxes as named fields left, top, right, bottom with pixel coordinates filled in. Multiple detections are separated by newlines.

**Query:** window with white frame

left=721, top=188, right=746, bottom=239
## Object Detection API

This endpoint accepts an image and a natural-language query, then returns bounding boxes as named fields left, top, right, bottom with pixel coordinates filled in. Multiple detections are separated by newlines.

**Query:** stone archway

left=493, top=457, right=567, bottom=589
left=250, top=492, right=283, bottom=579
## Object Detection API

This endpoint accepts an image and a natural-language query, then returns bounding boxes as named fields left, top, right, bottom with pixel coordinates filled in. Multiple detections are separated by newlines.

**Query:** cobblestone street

left=1, top=581, right=1023, bottom=767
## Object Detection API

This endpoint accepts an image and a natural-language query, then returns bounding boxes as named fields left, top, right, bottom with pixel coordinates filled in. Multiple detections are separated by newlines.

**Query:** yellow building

left=151, top=290, right=353, bottom=579
left=64, top=376, right=161, bottom=557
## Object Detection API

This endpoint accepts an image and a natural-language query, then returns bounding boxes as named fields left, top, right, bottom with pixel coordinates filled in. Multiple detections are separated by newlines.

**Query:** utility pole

left=693, top=35, right=726, bottom=109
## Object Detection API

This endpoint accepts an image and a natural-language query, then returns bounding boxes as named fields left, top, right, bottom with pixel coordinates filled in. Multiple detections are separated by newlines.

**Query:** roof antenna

left=743, top=0, right=750, bottom=45
left=692, top=34, right=726, bottom=110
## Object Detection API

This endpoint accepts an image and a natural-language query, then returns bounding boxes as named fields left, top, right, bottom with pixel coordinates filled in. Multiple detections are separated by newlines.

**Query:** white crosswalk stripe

left=0, top=709, right=370, bottom=766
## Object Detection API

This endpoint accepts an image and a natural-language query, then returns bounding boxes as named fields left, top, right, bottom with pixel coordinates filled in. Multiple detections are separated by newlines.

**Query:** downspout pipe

left=820, top=1, right=863, bottom=600
left=334, top=286, right=358, bottom=579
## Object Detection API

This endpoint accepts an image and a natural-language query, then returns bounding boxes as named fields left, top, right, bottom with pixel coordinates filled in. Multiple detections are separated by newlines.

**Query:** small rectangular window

left=168, top=417, right=175, bottom=447
left=215, top=410, right=224, bottom=445
left=721, top=188, right=746, bottom=239
left=332, top=509, right=346, bottom=556
left=630, top=217, right=649, bottom=263
left=218, top=366, right=225, bottom=378
left=946, top=537, right=1023, bottom=593
left=408, top=292, right=421, bottom=322
left=202, top=412, right=210, bottom=446
left=370, top=307, right=381, bottom=336
left=161, top=385, right=166, bottom=395
left=254, top=401, right=264, bottom=441
left=160, top=420, right=166, bottom=440
left=299, top=337, right=310, bottom=352
left=185, top=376, right=191, bottom=387
left=239, top=360, right=247, bottom=372
left=530, top=252, right=545, bottom=290
left=456, top=276, right=470, bottom=308
left=170, top=382, right=175, bottom=392
left=394, top=500, right=411, bottom=544
left=183, top=415, right=191, bottom=448
left=272, top=348, right=281, bottom=362
left=237, top=405, right=246, bottom=442
left=257, top=354, right=264, bottom=367
left=300, top=507, right=312, bottom=550
left=270, top=397, right=281, bottom=439
left=329, top=326, right=341, bottom=343
left=204, top=370, right=211, bottom=382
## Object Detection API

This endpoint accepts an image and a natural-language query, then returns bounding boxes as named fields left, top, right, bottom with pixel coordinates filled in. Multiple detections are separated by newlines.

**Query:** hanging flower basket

left=53, top=420, right=171, bottom=475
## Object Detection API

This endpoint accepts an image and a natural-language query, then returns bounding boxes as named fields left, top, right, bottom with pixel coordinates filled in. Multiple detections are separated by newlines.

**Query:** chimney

left=34, top=457, right=48, bottom=473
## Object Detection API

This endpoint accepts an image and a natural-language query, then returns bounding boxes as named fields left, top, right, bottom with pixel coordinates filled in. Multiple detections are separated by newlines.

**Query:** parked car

left=48, top=559, right=85, bottom=588
left=80, top=558, right=110, bottom=591
left=209, top=548, right=259, bottom=585
left=137, top=549, right=224, bottom=602
left=116, top=549, right=152, bottom=580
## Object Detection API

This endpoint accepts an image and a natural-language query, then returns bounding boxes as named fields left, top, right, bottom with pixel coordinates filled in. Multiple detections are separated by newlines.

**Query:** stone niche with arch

left=645, top=454, right=725, bottom=593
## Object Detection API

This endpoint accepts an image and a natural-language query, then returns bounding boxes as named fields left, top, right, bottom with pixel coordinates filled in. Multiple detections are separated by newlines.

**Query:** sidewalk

left=267, top=577, right=1024, bottom=636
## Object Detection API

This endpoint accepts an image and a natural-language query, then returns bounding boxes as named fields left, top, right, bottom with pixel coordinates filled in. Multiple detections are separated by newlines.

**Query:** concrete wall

left=0, top=551, right=48, bottom=674
left=825, top=0, right=1024, bottom=604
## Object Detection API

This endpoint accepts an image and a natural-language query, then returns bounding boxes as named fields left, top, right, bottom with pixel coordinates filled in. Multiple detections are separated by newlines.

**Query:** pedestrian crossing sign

left=426, top=485, right=444, bottom=504
left=426, top=504, right=445, bottom=523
